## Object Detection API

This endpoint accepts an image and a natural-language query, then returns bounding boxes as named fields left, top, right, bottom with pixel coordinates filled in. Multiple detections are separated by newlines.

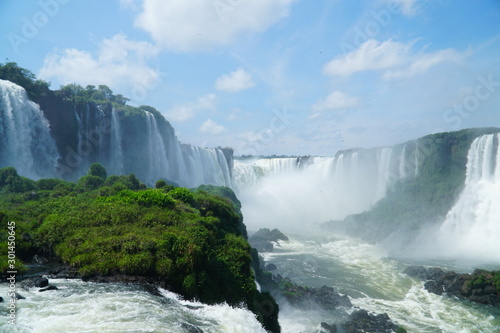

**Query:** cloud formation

left=199, top=119, right=227, bottom=135
left=215, top=68, right=255, bottom=92
left=165, top=94, right=217, bottom=122
left=311, top=91, right=359, bottom=119
left=384, top=0, right=421, bottom=17
left=39, top=34, right=159, bottom=91
left=131, top=0, right=295, bottom=51
left=323, top=39, right=466, bottom=79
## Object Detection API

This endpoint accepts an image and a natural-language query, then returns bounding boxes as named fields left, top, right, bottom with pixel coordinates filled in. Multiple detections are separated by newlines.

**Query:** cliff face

left=335, top=128, right=500, bottom=244
left=0, top=79, right=234, bottom=187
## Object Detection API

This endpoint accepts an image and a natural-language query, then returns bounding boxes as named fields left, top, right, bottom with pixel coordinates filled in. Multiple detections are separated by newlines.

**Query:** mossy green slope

left=0, top=166, right=280, bottom=332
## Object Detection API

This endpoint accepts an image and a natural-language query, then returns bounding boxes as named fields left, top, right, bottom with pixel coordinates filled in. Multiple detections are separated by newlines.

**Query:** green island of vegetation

left=0, top=164, right=280, bottom=333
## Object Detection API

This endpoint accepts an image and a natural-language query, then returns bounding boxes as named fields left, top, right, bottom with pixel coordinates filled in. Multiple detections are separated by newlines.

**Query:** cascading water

left=232, top=137, right=499, bottom=333
left=109, top=108, right=123, bottom=175
left=233, top=146, right=413, bottom=231
left=435, top=133, right=500, bottom=261
left=0, top=81, right=234, bottom=188
left=0, top=79, right=59, bottom=179
left=180, top=145, right=233, bottom=188
left=144, top=111, right=170, bottom=183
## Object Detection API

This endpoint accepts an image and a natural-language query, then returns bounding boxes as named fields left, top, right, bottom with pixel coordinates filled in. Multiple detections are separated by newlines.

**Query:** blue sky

left=1, top=0, right=500, bottom=156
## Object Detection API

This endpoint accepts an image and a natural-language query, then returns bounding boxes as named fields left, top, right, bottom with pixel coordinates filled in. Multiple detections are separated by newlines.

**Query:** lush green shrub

left=169, top=187, right=195, bottom=205
left=0, top=167, right=36, bottom=193
left=77, top=175, right=104, bottom=191
left=88, top=163, right=107, bottom=179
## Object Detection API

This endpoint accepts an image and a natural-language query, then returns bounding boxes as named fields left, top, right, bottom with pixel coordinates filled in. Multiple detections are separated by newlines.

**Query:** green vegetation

left=0, top=164, right=279, bottom=332
left=0, top=62, right=50, bottom=100
left=467, top=270, right=500, bottom=292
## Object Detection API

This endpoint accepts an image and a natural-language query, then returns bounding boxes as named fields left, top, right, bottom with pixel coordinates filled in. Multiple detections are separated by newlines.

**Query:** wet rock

left=0, top=296, right=3, bottom=302
left=252, top=241, right=274, bottom=253
left=424, top=280, right=443, bottom=295
left=403, top=265, right=428, bottom=280
left=265, top=263, right=277, bottom=271
left=32, top=254, right=49, bottom=265
left=427, top=267, right=444, bottom=281
left=252, top=228, right=289, bottom=242
left=320, top=322, right=337, bottom=332
left=20, top=276, right=49, bottom=290
left=274, top=275, right=352, bottom=310
left=14, top=293, right=25, bottom=300
left=39, top=285, right=59, bottom=292
left=249, top=228, right=289, bottom=253
left=181, top=322, right=204, bottom=333
left=342, top=309, right=406, bottom=333
left=403, top=266, right=500, bottom=306
left=48, top=266, right=81, bottom=279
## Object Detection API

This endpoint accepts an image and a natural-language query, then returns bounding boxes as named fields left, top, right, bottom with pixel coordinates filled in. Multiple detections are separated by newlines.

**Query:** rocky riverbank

left=403, top=266, right=500, bottom=306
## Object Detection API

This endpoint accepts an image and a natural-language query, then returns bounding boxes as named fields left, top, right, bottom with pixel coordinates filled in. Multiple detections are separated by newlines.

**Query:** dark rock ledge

left=403, top=265, right=500, bottom=306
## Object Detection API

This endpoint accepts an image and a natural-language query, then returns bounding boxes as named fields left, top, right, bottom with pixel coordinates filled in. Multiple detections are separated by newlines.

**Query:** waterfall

left=436, top=134, right=500, bottom=261
left=375, top=147, right=394, bottom=201
left=179, top=145, right=233, bottom=188
left=110, top=108, right=124, bottom=175
left=0, top=79, right=59, bottom=179
left=144, top=111, right=170, bottom=183
left=233, top=146, right=412, bottom=231
left=399, top=145, right=407, bottom=179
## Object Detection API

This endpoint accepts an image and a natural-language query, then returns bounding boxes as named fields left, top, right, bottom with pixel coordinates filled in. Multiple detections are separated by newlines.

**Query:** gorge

left=1, top=70, right=500, bottom=332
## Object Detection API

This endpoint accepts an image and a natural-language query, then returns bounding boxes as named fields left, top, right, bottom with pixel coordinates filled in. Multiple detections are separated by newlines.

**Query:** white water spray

left=0, top=79, right=59, bottom=179
left=436, top=133, right=500, bottom=261
left=233, top=146, right=411, bottom=232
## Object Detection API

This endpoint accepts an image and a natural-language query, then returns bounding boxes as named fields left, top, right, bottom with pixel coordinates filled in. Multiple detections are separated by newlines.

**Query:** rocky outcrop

left=341, top=309, right=407, bottom=333
left=249, top=228, right=289, bottom=253
left=403, top=266, right=500, bottom=306
left=273, top=275, right=352, bottom=310
left=20, top=276, right=49, bottom=290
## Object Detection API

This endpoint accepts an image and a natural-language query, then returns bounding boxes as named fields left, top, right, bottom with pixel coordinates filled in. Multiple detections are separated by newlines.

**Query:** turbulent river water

left=1, top=233, right=499, bottom=332
left=0, top=279, right=267, bottom=333
left=261, top=233, right=500, bottom=333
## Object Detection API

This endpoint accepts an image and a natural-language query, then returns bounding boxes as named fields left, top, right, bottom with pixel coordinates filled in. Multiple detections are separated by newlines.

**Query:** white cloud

left=215, top=68, right=255, bottom=92
left=383, top=48, right=466, bottom=79
left=313, top=91, right=359, bottom=111
left=165, top=94, right=216, bottom=122
left=131, top=0, right=295, bottom=52
left=199, top=119, right=227, bottom=135
left=384, top=0, right=421, bottom=17
left=323, top=39, right=466, bottom=79
left=39, top=34, right=160, bottom=92
left=323, top=39, right=411, bottom=77
left=311, top=91, right=359, bottom=119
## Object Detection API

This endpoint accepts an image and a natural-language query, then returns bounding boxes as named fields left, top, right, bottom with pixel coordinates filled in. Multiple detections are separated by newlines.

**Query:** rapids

left=0, top=279, right=266, bottom=333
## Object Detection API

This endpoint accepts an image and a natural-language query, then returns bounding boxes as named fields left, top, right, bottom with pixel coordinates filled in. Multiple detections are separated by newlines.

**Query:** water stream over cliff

left=0, top=79, right=59, bottom=179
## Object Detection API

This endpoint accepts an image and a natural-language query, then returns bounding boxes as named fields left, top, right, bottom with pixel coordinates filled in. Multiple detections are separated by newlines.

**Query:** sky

left=1, top=0, right=500, bottom=156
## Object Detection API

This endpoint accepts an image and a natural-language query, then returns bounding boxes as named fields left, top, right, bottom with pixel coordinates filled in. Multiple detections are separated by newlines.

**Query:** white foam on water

left=263, top=236, right=500, bottom=333
left=0, top=279, right=266, bottom=333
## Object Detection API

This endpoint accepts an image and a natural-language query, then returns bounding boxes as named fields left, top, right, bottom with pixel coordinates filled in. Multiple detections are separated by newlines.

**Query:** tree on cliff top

left=0, top=61, right=50, bottom=100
